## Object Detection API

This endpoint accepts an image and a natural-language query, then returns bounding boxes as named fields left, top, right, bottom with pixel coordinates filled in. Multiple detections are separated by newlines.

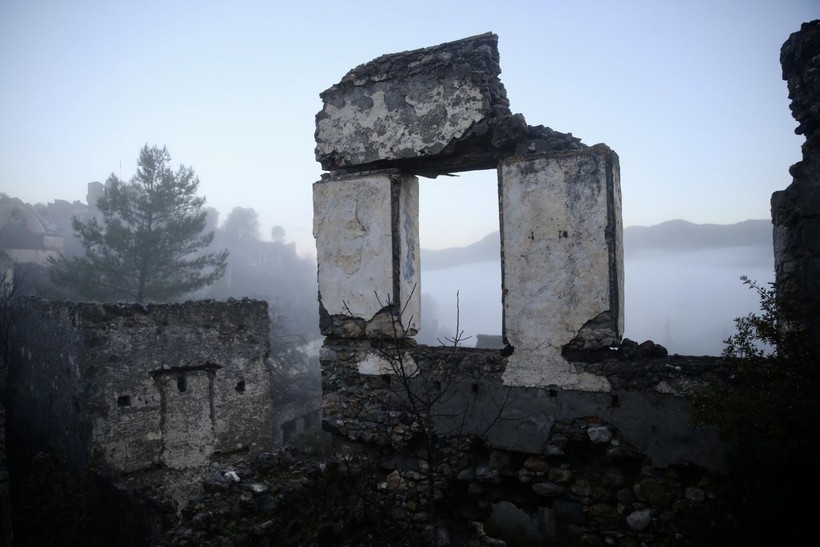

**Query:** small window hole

left=235, top=380, right=246, bottom=393
left=117, top=395, right=131, bottom=407
left=177, top=375, right=187, bottom=392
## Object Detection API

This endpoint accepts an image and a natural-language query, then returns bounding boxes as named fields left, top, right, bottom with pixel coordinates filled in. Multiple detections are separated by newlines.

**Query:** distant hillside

left=421, top=231, right=501, bottom=270
left=421, top=219, right=772, bottom=270
left=624, top=219, right=772, bottom=254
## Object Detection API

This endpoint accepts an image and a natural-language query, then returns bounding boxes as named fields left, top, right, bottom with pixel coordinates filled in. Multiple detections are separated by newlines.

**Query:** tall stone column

left=313, top=170, right=420, bottom=339
left=499, top=145, right=623, bottom=388
left=772, top=20, right=820, bottom=346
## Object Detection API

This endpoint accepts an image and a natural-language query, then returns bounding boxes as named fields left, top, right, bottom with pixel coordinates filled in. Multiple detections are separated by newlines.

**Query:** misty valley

left=417, top=221, right=774, bottom=356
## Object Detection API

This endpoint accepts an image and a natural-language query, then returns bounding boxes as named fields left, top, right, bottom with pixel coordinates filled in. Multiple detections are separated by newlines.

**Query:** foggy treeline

left=195, top=206, right=319, bottom=341
left=29, top=198, right=320, bottom=343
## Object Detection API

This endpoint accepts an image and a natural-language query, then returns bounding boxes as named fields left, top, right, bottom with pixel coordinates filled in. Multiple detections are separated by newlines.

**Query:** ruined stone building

left=6, top=298, right=276, bottom=505
left=311, top=32, right=727, bottom=544
left=314, top=33, right=623, bottom=387
left=0, top=183, right=107, bottom=285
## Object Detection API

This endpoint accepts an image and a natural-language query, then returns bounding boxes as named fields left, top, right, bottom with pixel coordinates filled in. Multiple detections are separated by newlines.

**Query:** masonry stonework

left=6, top=24, right=811, bottom=546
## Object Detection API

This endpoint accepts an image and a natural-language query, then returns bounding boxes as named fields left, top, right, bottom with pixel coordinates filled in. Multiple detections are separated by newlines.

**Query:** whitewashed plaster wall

left=313, top=171, right=420, bottom=338
left=499, top=146, right=623, bottom=388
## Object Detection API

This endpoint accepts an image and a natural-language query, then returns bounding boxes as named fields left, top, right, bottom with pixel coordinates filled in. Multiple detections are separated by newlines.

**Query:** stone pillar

left=771, top=20, right=820, bottom=344
left=313, top=170, right=420, bottom=338
left=499, top=145, right=623, bottom=388
left=772, top=20, right=820, bottom=346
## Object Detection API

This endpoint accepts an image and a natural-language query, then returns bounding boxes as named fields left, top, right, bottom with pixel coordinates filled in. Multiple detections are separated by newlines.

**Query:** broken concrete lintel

left=315, top=32, right=583, bottom=176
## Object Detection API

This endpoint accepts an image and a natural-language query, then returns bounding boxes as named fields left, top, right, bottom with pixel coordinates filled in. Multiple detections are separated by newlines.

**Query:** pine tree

left=49, top=145, right=228, bottom=303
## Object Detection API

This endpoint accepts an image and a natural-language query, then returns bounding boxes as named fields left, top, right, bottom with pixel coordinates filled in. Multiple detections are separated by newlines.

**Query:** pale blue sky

left=1, top=0, right=817, bottom=256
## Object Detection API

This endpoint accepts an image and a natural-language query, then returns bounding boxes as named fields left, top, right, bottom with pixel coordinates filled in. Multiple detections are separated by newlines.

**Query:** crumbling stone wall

left=772, top=19, right=820, bottom=344
left=319, top=339, right=728, bottom=543
left=6, top=298, right=275, bottom=475
left=321, top=342, right=724, bottom=469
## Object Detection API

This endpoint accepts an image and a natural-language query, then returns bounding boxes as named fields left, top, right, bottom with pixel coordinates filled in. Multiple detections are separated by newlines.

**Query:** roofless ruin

left=313, top=32, right=624, bottom=388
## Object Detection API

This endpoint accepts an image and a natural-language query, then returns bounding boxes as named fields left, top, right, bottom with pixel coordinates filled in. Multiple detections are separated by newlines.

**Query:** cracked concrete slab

left=315, top=32, right=526, bottom=175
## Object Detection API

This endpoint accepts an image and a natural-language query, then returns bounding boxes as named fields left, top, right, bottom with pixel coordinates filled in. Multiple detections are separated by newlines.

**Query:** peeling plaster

left=357, top=351, right=418, bottom=377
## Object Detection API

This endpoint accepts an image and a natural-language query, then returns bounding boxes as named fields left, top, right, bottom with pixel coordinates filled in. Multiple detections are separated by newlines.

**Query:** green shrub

left=690, top=276, right=819, bottom=546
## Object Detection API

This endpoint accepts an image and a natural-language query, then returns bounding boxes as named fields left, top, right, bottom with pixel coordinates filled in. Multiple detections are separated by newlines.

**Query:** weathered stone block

left=315, top=33, right=527, bottom=175
left=499, top=145, right=623, bottom=387
left=313, top=170, right=420, bottom=338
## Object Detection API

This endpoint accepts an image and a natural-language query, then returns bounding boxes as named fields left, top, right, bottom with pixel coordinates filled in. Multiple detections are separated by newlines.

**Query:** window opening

left=177, top=375, right=187, bottom=393
left=417, top=169, right=502, bottom=347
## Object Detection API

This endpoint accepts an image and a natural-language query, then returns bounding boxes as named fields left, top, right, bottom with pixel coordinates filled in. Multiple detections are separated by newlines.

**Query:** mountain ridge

left=421, top=219, right=773, bottom=271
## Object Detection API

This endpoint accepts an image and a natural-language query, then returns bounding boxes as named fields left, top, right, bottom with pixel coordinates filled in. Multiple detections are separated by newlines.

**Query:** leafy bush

left=690, top=275, right=820, bottom=546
